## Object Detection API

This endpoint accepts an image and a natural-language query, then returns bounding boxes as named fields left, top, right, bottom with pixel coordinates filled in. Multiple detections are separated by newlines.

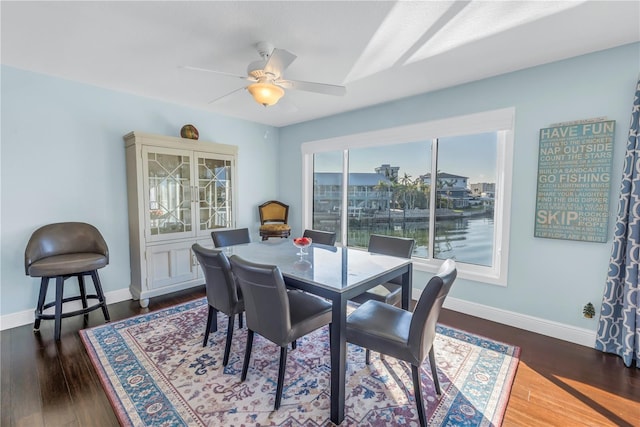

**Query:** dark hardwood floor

left=2, top=287, right=638, bottom=426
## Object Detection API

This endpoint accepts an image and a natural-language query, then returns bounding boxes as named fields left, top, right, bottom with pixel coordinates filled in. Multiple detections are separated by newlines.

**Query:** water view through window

left=312, top=133, right=498, bottom=267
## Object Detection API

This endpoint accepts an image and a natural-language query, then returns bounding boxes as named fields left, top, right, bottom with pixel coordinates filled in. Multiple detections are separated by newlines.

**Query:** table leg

left=329, top=296, right=348, bottom=425
left=401, top=263, right=413, bottom=310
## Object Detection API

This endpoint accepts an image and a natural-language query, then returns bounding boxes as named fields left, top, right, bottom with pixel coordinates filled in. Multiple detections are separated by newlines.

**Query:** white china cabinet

left=124, top=131, right=238, bottom=307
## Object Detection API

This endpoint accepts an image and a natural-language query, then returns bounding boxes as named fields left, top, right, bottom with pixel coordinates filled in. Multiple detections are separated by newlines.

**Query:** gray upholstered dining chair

left=229, top=255, right=332, bottom=410
left=24, top=222, right=111, bottom=341
left=350, top=234, right=415, bottom=306
left=192, top=244, right=244, bottom=366
left=211, top=228, right=251, bottom=248
left=302, top=229, right=337, bottom=246
left=345, top=259, right=457, bottom=427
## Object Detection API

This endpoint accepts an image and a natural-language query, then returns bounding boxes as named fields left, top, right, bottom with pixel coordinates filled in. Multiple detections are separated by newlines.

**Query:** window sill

left=412, top=258, right=507, bottom=287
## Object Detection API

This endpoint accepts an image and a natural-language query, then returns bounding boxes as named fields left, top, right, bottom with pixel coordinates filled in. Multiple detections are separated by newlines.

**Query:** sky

left=314, top=132, right=497, bottom=184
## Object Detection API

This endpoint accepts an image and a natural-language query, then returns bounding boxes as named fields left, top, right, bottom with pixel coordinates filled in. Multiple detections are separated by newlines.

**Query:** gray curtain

left=595, top=78, right=640, bottom=368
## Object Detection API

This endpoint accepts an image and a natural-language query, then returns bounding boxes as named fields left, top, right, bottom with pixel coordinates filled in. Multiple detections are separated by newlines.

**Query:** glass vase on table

left=292, top=237, right=312, bottom=256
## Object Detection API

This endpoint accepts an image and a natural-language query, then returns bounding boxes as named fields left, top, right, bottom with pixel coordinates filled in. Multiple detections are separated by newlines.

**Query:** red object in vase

left=293, top=237, right=311, bottom=246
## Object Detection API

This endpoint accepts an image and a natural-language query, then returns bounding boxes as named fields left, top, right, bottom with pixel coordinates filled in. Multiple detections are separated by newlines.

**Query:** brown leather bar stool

left=25, top=222, right=111, bottom=340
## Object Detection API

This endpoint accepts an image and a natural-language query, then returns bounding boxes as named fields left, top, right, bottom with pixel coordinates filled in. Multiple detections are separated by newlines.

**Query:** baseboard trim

left=438, top=294, right=596, bottom=348
left=3, top=287, right=597, bottom=348
left=0, top=288, right=133, bottom=331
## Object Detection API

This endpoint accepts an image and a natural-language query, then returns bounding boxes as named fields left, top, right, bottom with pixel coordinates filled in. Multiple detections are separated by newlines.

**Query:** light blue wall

left=279, top=42, right=640, bottom=330
left=3, top=43, right=638, bottom=332
left=1, top=66, right=279, bottom=316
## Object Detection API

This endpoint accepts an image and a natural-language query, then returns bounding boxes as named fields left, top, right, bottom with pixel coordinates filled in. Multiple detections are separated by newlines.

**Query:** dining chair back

left=408, top=259, right=457, bottom=365
left=302, top=229, right=337, bottom=246
left=229, top=254, right=332, bottom=410
left=350, top=234, right=415, bottom=306
left=192, top=243, right=244, bottom=366
left=345, top=259, right=457, bottom=427
left=211, top=228, right=250, bottom=248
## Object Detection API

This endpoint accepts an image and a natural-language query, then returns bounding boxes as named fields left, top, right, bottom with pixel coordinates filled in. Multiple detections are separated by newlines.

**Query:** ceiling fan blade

left=276, top=78, right=346, bottom=96
left=207, top=86, right=247, bottom=104
left=264, top=48, right=297, bottom=77
left=180, top=65, right=252, bottom=81
left=275, top=95, right=298, bottom=113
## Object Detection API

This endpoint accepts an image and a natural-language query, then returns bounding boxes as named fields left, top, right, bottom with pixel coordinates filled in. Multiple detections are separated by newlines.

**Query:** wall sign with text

left=534, top=119, right=615, bottom=242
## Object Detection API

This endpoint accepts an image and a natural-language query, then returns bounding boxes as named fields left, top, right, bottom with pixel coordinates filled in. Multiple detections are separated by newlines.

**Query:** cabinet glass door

left=197, top=153, right=234, bottom=233
left=145, top=148, right=193, bottom=237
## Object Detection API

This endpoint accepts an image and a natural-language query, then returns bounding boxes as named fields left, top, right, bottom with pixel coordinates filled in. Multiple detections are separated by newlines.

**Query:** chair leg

left=429, top=347, right=442, bottom=395
left=34, top=277, right=49, bottom=331
left=203, top=306, right=216, bottom=347
left=275, top=346, right=288, bottom=410
left=365, top=348, right=371, bottom=365
left=411, top=364, right=427, bottom=427
left=54, top=276, right=65, bottom=341
left=77, top=274, right=89, bottom=322
left=241, top=330, right=254, bottom=381
left=222, top=315, right=235, bottom=366
left=291, top=340, right=297, bottom=350
left=90, top=271, right=110, bottom=322
left=211, top=307, right=219, bottom=333
left=238, top=312, right=243, bottom=329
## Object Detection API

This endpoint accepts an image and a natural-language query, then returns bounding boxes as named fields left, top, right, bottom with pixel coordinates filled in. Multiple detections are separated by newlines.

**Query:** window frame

left=301, top=108, right=515, bottom=286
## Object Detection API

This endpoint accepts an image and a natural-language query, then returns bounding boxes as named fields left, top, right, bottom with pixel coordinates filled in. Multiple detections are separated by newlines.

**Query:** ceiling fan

left=183, top=42, right=346, bottom=107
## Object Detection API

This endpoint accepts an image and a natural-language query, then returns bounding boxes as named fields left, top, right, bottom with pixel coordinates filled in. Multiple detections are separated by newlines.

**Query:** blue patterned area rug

left=80, top=298, right=520, bottom=426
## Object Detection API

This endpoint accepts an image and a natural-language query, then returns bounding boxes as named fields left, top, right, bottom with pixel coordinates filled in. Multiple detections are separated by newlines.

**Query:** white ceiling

left=2, top=1, right=639, bottom=127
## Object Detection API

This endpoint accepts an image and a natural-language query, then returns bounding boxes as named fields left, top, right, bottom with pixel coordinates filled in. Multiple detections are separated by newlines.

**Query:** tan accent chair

left=24, top=222, right=111, bottom=340
left=258, top=200, right=291, bottom=240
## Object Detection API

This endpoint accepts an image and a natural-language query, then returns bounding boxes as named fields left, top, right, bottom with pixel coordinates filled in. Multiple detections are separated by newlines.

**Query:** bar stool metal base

left=33, top=271, right=110, bottom=340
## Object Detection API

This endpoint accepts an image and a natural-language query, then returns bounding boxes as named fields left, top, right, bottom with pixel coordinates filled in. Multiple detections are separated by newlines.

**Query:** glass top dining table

left=221, top=239, right=413, bottom=425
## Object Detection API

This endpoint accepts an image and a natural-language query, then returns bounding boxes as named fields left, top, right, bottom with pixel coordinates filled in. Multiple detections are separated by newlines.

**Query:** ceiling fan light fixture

left=247, top=82, right=284, bottom=106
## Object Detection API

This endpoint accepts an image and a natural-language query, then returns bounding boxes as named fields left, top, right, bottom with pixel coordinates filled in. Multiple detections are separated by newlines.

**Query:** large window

left=302, top=109, right=514, bottom=285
